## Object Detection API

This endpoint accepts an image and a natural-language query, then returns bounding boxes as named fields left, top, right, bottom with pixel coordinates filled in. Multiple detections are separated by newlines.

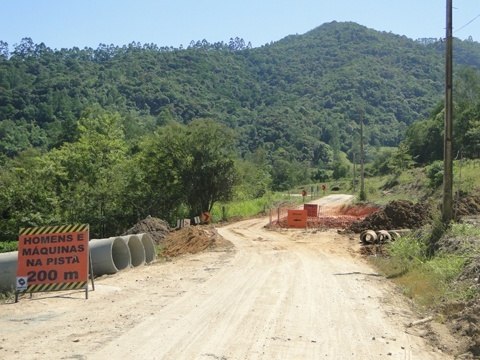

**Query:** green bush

left=425, top=160, right=444, bottom=189
left=388, top=234, right=428, bottom=270
left=0, top=241, right=18, bottom=253
left=423, top=254, right=466, bottom=284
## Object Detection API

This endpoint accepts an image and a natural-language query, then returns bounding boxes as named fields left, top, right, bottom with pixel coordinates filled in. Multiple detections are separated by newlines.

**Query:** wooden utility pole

left=359, top=111, right=366, bottom=201
left=352, top=152, right=356, bottom=193
left=443, top=0, right=454, bottom=223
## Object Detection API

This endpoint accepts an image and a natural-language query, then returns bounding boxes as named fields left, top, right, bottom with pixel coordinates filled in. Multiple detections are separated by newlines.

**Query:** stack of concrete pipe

left=360, top=229, right=410, bottom=245
left=0, top=233, right=156, bottom=292
left=89, top=233, right=156, bottom=276
left=137, top=233, right=156, bottom=263
left=0, top=251, right=18, bottom=292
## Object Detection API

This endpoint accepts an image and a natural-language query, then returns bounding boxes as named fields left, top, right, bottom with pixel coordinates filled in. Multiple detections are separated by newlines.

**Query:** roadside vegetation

left=372, top=223, right=478, bottom=307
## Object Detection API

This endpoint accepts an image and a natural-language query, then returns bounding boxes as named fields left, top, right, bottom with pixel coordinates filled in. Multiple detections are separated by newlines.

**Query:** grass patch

left=211, top=192, right=305, bottom=222
left=394, top=270, right=445, bottom=307
left=360, top=168, right=429, bottom=205
left=454, top=159, right=480, bottom=194
left=372, top=233, right=469, bottom=307
left=449, top=222, right=480, bottom=238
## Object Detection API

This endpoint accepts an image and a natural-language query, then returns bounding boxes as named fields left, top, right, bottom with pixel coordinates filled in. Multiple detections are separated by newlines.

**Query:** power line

left=454, top=13, right=480, bottom=34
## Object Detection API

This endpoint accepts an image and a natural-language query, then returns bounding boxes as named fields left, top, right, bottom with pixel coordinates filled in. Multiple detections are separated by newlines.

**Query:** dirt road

left=0, top=195, right=452, bottom=359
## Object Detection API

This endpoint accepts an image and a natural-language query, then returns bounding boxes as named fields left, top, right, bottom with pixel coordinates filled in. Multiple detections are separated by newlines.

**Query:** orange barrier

left=287, top=210, right=307, bottom=228
left=304, top=204, right=318, bottom=217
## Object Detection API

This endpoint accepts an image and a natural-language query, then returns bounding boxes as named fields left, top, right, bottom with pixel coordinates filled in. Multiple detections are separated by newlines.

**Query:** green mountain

left=1, top=21, right=479, bottom=164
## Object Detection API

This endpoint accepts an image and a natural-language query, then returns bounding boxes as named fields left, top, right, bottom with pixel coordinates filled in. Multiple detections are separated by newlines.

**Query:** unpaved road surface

left=0, top=195, right=453, bottom=359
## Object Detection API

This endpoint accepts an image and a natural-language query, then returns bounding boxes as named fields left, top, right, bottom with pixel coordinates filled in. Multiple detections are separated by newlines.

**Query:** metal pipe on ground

left=118, top=235, right=145, bottom=267
left=90, top=237, right=131, bottom=276
left=0, top=251, right=18, bottom=292
left=136, top=233, right=156, bottom=263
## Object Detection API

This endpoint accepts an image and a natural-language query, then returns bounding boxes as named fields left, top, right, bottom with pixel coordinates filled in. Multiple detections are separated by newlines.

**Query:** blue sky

left=1, top=0, right=479, bottom=49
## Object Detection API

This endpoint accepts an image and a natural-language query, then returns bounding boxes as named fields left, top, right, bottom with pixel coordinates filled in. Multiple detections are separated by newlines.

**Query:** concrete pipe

left=377, top=230, right=392, bottom=243
left=90, top=237, right=131, bottom=276
left=360, top=230, right=377, bottom=244
left=0, top=251, right=18, bottom=292
left=389, top=231, right=401, bottom=241
left=391, top=229, right=411, bottom=238
left=137, top=233, right=156, bottom=263
left=119, top=235, right=145, bottom=267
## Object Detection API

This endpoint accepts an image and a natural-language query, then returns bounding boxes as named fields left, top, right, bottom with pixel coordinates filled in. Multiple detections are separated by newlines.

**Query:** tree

left=48, top=110, right=129, bottom=237
left=12, top=37, right=35, bottom=58
left=132, top=123, right=188, bottom=223
left=455, top=68, right=480, bottom=158
left=0, top=41, right=8, bottom=59
left=234, top=159, right=272, bottom=200
left=332, top=151, right=350, bottom=180
left=405, top=110, right=443, bottom=164
left=464, top=118, right=480, bottom=157
left=182, top=119, right=237, bottom=216
left=0, top=149, right=61, bottom=241
left=388, top=143, right=414, bottom=175
left=270, top=147, right=308, bottom=191
left=132, top=119, right=238, bottom=221
left=0, top=119, right=31, bottom=156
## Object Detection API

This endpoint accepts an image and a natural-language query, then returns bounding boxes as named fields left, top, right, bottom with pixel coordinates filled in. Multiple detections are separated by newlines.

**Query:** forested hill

left=1, top=21, right=480, bottom=163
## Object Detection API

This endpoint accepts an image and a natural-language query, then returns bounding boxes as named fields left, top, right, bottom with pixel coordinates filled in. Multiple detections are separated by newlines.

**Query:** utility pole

left=352, top=152, right=356, bottom=193
left=359, top=110, right=366, bottom=201
left=443, top=0, right=454, bottom=223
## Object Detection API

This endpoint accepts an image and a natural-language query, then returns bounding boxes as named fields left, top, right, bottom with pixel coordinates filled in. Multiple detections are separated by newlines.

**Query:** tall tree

left=0, top=40, right=8, bottom=59
left=182, top=119, right=237, bottom=216
left=0, top=148, right=61, bottom=241
left=132, top=123, right=188, bottom=223
left=48, top=110, right=129, bottom=237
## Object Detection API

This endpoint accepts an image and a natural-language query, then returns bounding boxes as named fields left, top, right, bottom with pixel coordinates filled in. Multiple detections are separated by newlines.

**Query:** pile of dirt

left=123, top=216, right=171, bottom=244
left=339, top=204, right=381, bottom=217
left=455, top=193, right=480, bottom=217
left=446, top=301, right=480, bottom=357
left=348, top=200, right=431, bottom=233
left=162, top=226, right=233, bottom=258
left=359, top=244, right=388, bottom=257
left=309, top=215, right=365, bottom=229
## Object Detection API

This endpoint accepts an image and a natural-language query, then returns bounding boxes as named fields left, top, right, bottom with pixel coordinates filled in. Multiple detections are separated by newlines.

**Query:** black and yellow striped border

left=18, top=281, right=88, bottom=293
left=19, top=224, right=89, bottom=236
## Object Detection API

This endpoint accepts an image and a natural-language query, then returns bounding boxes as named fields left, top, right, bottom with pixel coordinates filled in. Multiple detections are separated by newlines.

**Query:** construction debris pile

left=455, top=192, right=480, bottom=217
left=123, top=216, right=171, bottom=244
left=162, top=226, right=232, bottom=258
left=348, top=200, right=431, bottom=233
